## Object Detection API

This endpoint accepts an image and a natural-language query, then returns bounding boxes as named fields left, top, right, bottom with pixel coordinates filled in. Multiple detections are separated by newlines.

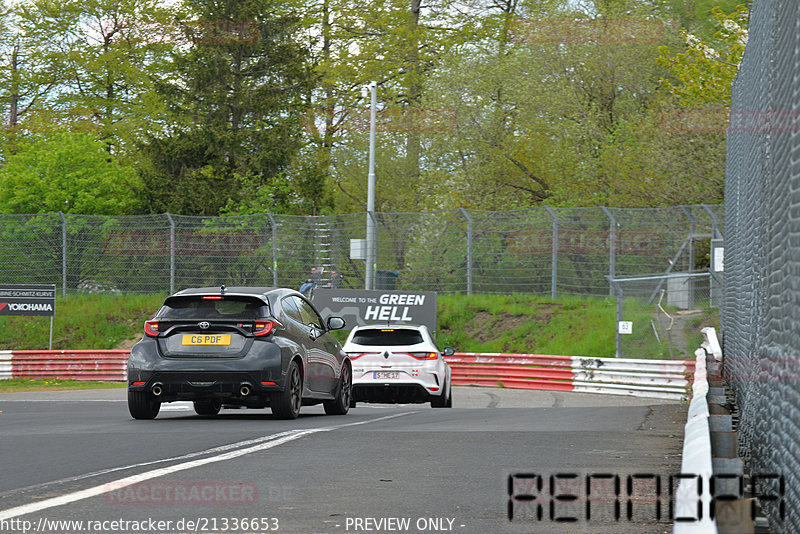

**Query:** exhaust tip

left=240, top=383, right=252, bottom=397
left=151, top=383, right=163, bottom=396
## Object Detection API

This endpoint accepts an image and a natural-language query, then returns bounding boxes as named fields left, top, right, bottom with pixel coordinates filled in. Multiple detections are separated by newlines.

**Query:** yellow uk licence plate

left=181, top=334, right=231, bottom=346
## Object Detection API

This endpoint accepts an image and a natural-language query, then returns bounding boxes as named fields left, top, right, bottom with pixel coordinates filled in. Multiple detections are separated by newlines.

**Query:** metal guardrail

left=673, top=342, right=717, bottom=534
left=446, top=352, right=694, bottom=401
left=0, top=350, right=11, bottom=379
left=0, top=351, right=695, bottom=402
left=0, top=350, right=129, bottom=381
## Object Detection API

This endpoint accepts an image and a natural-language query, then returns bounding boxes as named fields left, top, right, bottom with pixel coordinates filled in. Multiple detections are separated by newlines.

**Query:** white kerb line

left=0, top=411, right=415, bottom=521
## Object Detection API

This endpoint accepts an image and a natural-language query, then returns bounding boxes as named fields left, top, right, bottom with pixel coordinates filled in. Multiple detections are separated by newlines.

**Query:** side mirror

left=327, top=317, right=346, bottom=331
left=441, top=347, right=455, bottom=357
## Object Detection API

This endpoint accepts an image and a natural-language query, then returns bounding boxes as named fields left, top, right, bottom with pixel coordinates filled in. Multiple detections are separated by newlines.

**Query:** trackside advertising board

left=312, top=289, right=437, bottom=332
left=0, top=284, right=56, bottom=316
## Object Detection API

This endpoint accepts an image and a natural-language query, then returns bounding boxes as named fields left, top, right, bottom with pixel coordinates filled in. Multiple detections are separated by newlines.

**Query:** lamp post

left=363, top=81, right=377, bottom=290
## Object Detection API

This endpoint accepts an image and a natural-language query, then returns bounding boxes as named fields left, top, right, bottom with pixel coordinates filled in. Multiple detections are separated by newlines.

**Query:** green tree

left=139, top=0, right=314, bottom=215
left=415, top=0, right=729, bottom=209
left=0, top=1, right=62, bottom=130
left=295, top=0, right=473, bottom=214
left=0, top=130, right=139, bottom=214
left=1, top=0, right=175, bottom=156
left=658, top=5, right=748, bottom=106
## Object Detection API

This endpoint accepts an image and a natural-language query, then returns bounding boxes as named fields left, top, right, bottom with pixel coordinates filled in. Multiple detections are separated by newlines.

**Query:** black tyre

left=271, top=361, right=303, bottom=419
left=128, top=389, right=161, bottom=419
left=431, top=384, right=452, bottom=408
left=324, top=364, right=352, bottom=415
left=194, top=399, right=222, bottom=416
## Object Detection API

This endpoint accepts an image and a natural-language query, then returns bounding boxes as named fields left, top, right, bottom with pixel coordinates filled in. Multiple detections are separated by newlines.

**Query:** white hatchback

left=343, top=324, right=454, bottom=408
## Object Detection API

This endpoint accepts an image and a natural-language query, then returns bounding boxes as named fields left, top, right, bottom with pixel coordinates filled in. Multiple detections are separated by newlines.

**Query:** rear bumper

left=352, top=383, right=445, bottom=403
left=352, top=365, right=446, bottom=400
left=127, top=339, right=284, bottom=404
left=128, top=370, right=281, bottom=403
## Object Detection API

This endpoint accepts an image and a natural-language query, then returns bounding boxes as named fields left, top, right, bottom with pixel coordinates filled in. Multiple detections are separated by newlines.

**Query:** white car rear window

left=159, top=296, right=269, bottom=320
left=351, top=328, right=424, bottom=346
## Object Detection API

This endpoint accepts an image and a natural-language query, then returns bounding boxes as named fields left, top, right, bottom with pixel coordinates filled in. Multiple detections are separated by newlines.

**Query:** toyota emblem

left=198, top=321, right=210, bottom=330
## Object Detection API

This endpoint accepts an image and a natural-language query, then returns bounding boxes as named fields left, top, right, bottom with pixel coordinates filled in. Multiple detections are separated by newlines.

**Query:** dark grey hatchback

left=127, top=286, right=351, bottom=420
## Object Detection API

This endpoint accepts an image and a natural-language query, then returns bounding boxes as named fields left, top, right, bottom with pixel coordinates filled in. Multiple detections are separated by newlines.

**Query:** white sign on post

left=618, top=321, right=633, bottom=335
left=713, top=247, right=724, bottom=272
left=350, top=239, right=367, bottom=260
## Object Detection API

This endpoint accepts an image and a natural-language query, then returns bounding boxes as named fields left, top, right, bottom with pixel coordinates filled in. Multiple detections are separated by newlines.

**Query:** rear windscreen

left=350, top=328, right=424, bottom=346
left=159, top=296, right=269, bottom=320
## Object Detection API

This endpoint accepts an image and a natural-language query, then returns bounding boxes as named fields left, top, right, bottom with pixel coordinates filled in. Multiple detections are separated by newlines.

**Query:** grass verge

left=0, top=378, right=126, bottom=392
left=0, top=292, right=717, bottom=362
left=437, top=293, right=618, bottom=357
left=0, top=293, right=164, bottom=350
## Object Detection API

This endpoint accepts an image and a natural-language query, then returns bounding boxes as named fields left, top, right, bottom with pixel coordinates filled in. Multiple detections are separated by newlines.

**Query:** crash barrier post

left=673, top=327, right=762, bottom=533
left=673, top=343, right=717, bottom=533
left=445, top=352, right=694, bottom=401
left=0, top=350, right=129, bottom=381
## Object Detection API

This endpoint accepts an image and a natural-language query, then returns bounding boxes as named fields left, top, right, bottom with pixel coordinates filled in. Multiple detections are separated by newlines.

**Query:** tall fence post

left=680, top=206, right=696, bottom=310
left=266, top=214, right=278, bottom=287
left=365, top=212, right=378, bottom=290
left=702, top=204, right=722, bottom=307
left=613, top=281, right=623, bottom=358
left=59, top=211, right=67, bottom=296
left=544, top=206, right=558, bottom=299
left=165, top=213, right=176, bottom=295
left=459, top=208, right=473, bottom=295
left=602, top=207, right=616, bottom=297
left=701, top=204, right=721, bottom=239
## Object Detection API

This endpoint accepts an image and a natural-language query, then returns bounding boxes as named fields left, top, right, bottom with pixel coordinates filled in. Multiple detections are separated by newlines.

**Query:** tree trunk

left=9, top=41, right=20, bottom=127
left=405, top=0, right=422, bottom=194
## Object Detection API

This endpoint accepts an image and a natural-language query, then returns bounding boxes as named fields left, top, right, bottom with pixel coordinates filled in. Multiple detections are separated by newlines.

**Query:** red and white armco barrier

left=445, top=353, right=695, bottom=401
left=0, top=350, right=128, bottom=381
left=0, top=350, right=695, bottom=399
left=0, top=350, right=11, bottom=380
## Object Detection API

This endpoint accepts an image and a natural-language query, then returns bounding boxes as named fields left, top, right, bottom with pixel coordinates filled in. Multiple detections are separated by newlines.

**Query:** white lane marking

left=0, top=411, right=415, bottom=520
left=0, top=431, right=302, bottom=499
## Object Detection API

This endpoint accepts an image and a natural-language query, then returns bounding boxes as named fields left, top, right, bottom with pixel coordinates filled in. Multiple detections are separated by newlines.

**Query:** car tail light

left=409, top=352, right=438, bottom=360
left=254, top=320, right=279, bottom=337
left=347, top=352, right=379, bottom=360
left=144, top=320, right=160, bottom=337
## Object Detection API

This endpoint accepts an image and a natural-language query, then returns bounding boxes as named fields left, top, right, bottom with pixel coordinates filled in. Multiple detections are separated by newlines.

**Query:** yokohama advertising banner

left=0, top=284, right=56, bottom=317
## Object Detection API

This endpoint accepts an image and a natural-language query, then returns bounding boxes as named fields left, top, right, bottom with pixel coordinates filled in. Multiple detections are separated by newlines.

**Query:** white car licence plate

left=373, top=371, right=399, bottom=379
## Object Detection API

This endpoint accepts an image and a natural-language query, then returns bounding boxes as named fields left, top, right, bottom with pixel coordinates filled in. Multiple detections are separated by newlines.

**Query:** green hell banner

left=312, top=289, right=437, bottom=332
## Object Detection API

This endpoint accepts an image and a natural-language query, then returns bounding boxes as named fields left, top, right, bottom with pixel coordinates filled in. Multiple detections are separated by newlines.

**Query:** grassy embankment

left=0, top=292, right=717, bottom=391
